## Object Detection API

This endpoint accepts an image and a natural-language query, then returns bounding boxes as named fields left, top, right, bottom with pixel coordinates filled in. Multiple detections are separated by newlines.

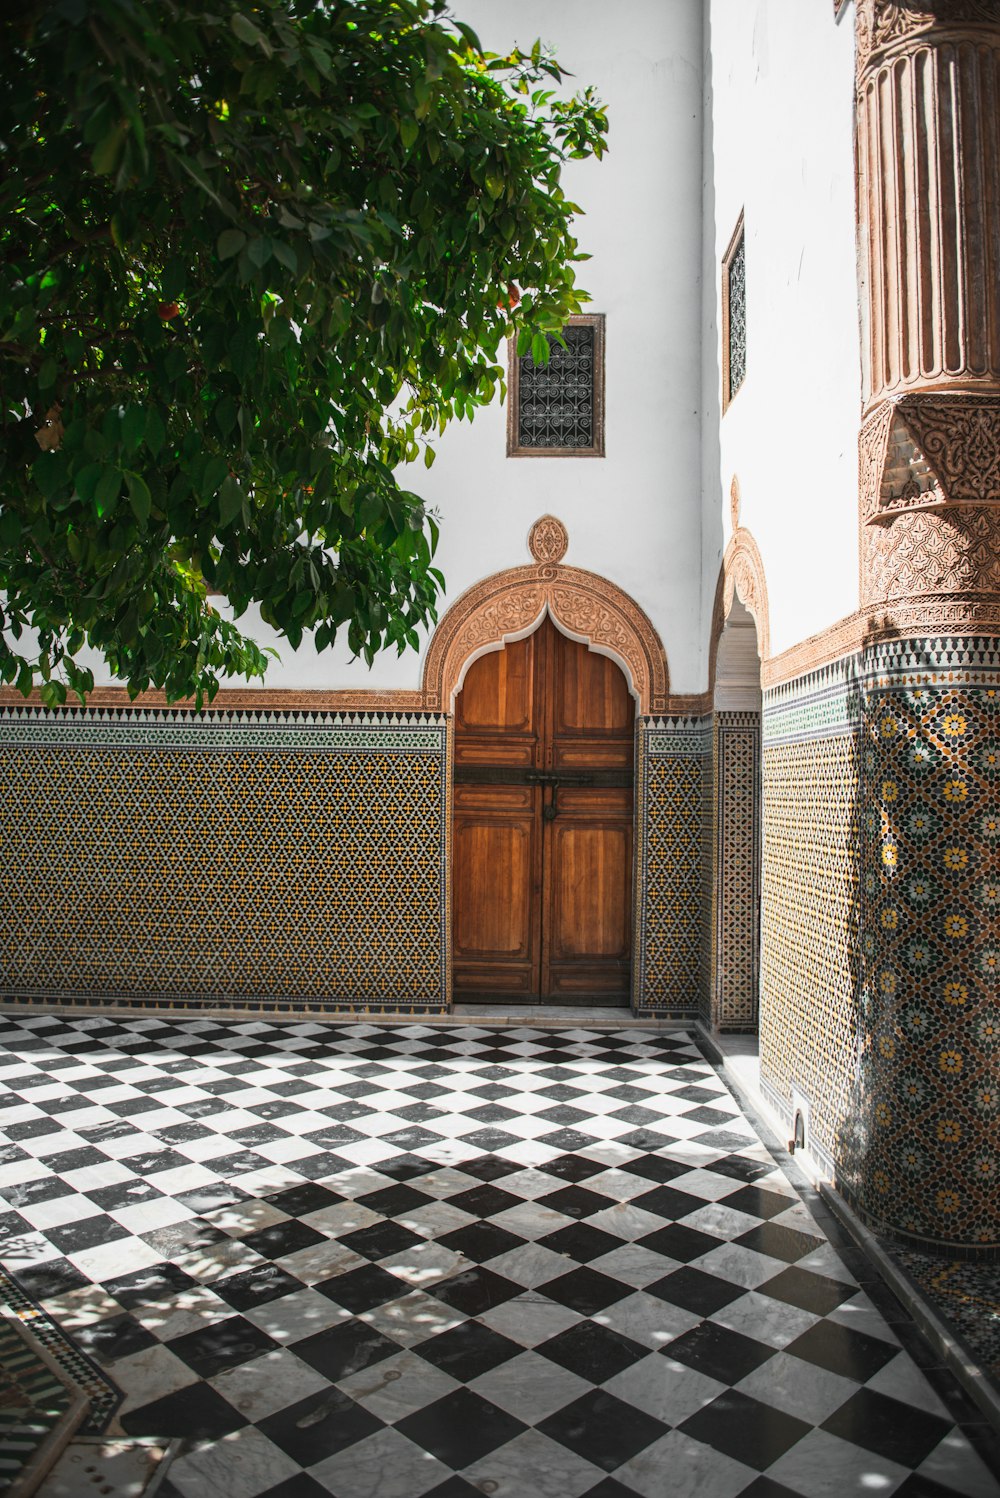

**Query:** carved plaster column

left=857, top=0, right=1000, bottom=625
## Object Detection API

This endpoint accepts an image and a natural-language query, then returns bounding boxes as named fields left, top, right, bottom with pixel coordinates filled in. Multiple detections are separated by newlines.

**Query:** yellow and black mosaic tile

left=762, top=637, right=1000, bottom=1256
left=711, top=711, right=761, bottom=1031
left=633, top=716, right=711, bottom=1017
left=0, top=708, right=449, bottom=1015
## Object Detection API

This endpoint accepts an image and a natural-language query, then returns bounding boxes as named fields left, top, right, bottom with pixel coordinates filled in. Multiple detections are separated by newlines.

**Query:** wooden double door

left=453, top=618, right=634, bottom=1005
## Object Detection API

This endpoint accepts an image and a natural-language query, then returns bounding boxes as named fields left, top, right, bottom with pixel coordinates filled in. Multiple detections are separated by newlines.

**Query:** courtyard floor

left=0, top=1013, right=998, bottom=1498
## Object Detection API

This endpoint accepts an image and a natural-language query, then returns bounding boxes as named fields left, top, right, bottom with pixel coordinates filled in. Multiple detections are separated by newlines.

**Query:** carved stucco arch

left=421, top=561, right=670, bottom=714
left=709, top=527, right=771, bottom=695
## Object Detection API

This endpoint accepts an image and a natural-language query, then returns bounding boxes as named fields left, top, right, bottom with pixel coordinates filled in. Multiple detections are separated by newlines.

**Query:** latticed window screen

left=517, top=326, right=595, bottom=449
left=728, top=233, right=746, bottom=397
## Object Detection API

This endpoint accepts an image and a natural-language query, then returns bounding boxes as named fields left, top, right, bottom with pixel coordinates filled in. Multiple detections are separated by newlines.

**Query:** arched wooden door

left=453, top=617, right=634, bottom=1005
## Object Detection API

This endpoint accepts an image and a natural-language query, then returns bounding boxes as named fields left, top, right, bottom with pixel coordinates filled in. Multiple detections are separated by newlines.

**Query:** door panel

left=453, top=617, right=634, bottom=1005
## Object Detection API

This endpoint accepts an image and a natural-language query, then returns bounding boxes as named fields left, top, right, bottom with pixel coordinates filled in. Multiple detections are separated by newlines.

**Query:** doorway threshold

left=452, top=1004, right=683, bottom=1030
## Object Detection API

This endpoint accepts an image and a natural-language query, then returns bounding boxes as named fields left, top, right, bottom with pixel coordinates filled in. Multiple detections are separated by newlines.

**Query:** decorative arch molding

left=709, top=527, right=771, bottom=695
left=421, top=561, right=670, bottom=714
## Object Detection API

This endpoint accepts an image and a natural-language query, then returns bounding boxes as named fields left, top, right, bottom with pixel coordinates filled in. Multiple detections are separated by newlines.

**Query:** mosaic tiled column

left=856, top=643, right=1000, bottom=1252
left=851, top=1, right=1000, bottom=1252
left=710, top=712, right=761, bottom=1031
left=632, top=716, right=711, bottom=1019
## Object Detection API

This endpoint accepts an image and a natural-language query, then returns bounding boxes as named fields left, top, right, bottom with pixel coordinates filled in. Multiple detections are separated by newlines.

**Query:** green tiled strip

left=0, top=1313, right=79, bottom=1495
left=0, top=1268, right=120, bottom=1493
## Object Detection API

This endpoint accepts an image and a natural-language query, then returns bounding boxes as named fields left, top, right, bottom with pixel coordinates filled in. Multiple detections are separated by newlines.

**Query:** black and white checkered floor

left=1, top=1014, right=997, bottom=1498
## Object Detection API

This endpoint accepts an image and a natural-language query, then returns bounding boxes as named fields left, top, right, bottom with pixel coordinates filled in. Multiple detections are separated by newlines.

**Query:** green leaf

left=530, top=332, right=550, bottom=366
left=400, top=116, right=418, bottom=150
left=146, top=410, right=166, bottom=456
left=122, top=406, right=146, bottom=454
left=127, top=472, right=151, bottom=526
left=0, top=510, right=23, bottom=548
left=231, top=12, right=267, bottom=49
left=92, top=121, right=127, bottom=175
left=94, top=467, right=122, bottom=516
left=219, top=473, right=243, bottom=527
left=217, top=228, right=247, bottom=261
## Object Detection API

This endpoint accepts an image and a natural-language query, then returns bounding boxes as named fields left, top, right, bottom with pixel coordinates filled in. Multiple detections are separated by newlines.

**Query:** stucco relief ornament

left=528, top=515, right=569, bottom=572
left=856, top=0, right=1000, bottom=76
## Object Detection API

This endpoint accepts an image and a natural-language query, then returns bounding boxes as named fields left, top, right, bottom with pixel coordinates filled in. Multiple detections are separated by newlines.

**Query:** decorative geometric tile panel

left=759, top=731, right=860, bottom=1185
left=0, top=709, right=449, bottom=1015
left=712, top=713, right=761, bottom=1031
left=761, top=637, right=1000, bottom=1254
left=856, top=675, right=1000, bottom=1251
left=634, top=718, right=711, bottom=1017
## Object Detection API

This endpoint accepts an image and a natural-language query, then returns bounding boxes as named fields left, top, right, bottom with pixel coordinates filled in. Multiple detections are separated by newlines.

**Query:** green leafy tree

left=0, top=0, right=607, bottom=706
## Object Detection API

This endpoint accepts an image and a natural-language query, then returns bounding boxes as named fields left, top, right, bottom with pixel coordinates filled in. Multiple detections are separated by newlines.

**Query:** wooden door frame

left=427, top=550, right=671, bottom=1013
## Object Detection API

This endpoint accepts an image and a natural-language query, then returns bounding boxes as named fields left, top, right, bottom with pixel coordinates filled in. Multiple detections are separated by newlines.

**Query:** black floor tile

left=456, top=1156, right=520, bottom=1183
left=75, top=1312, right=158, bottom=1361
left=105, top=1262, right=198, bottom=1309
left=537, top=1223, right=624, bottom=1263
left=821, top=1386, right=954, bottom=1467
left=396, top=1386, right=526, bottom=1469
left=760, top=1264, right=857, bottom=1316
left=648, top=1265, right=745, bottom=1316
left=293, top=1318, right=400, bottom=1381
left=120, top=1382, right=246, bottom=1439
left=631, top=1184, right=707, bottom=1221
left=539, top=1388, right=667, bottom=1471
left=664, top=1321, right=774, bottom=1384
left=540, top=1266, right=631, bottom=1315
left=340, top=1220, right=425, bottom=1262
left=417, top=1319, right=521, bottom=1381
left=723, top=1184, right=797, bottom=1220
left=46, top=1215, right=132, bottom=1254
left=737, top=1479, right=812, bottom=1498
left=356, top=1183, right=435, bottom=1217
left=1, top=1176, right=77, bottom=1208
left=175, top=1182, right=249, bottom=1214
left=537, top=1320, right=648, bottom=1383
left=257, top=1478, right=336, bottom=1498
left=258, top=1386, right=383, bottom=1465
left=445, top=1184, right=522, bottom=1217
left=11, top=1257, right=89, bottom=1299
left=166, top=1315, right=278, bottom=1379
left=619, top=1155, right=692, bottom=1185
left=736, top=1221, right=824, bottom=1264
left=784, top=1319, right=899, bottom=1382
left=421, top=1479, right=485, bottom=1498
left=86, top=1179, right=166, bottom=1212
left=315, top=1263, right=406, bottom=1313
left=536, top=1185, right=614, bottom=1220
left=240, top=1219, right=326, bottom=1259
left=680, top=1389, right=812, bottom=1470
left=637, top=1223, right=723, bottom=1262
left=438, top=1221, right=525, bottom=1264
left=579, top=1481, right=642, bottom=1498
left=709, top=1155, right=777, bottom=1185
left=214, top=1263, right=306, bottom=1311
left=265, top=1183, right=343, bottom=1217
left=429, top=1266, right=521, bottom=1316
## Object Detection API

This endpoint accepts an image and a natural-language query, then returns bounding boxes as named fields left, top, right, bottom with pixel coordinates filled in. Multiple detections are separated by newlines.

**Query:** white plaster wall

left=702, top=0, right=860, bottom=665
left=223, top=0, right=707, bottom=695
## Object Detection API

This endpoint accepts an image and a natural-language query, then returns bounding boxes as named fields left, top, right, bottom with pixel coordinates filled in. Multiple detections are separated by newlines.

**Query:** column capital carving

left=856, top=0, right=1000, bottom=80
